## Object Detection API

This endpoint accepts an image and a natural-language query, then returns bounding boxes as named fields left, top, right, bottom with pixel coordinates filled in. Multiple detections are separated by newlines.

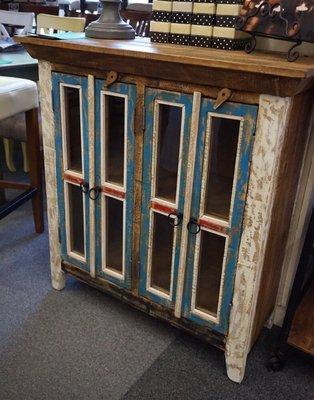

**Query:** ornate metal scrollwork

left=236, top=0, right=305, bottom=61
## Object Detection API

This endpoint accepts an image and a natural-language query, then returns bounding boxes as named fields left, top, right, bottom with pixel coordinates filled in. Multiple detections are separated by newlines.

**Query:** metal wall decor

left=235, top=0, right=314, bottom=61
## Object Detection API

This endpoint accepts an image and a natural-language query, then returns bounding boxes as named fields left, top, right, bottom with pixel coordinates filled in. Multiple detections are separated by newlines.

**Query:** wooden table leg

left=25, top=107, right=44, bottom=233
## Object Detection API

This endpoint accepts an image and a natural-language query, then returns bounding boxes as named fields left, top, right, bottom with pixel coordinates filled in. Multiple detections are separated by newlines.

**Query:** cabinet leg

left=51, top=269, right=66, bottom=290
left=25, top=108, right=44, bottom=234
left=225, top=347, right=248, bottom=383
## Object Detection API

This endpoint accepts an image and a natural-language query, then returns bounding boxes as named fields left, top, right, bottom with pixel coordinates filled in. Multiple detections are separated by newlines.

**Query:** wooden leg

left=21, top=142, right=30, bottom=173
left=3, top=137, right=16, bottom=172
left=25, top=108, right=44, bottom=233
left=0, top=169, right=6, bottom=205
left=225, top=345, right=247, bottom=383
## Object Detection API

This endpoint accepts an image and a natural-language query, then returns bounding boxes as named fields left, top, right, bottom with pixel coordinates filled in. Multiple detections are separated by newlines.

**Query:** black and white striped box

left=169, top=0, right=193, bottom=45
left=212, top=1, right=249, bottom=49
left=150, top=0, right=173, bottom=43
left=190, top=0, right=216, bottom=48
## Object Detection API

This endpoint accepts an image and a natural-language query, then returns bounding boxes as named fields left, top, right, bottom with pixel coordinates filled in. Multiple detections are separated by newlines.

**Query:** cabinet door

left=94, top=80, right=136, bottom=289
left=182, top=100, right=258, bottom=333
left=52, top=73, right=90, bottom=271
left=139, top=89, right=193, bottom=307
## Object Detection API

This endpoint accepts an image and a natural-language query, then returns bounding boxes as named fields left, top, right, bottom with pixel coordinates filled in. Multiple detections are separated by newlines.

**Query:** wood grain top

left=18, top=36, right=314, bottom=80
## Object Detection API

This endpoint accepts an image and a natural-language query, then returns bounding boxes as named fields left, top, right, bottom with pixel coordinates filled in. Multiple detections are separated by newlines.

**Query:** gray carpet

left=0, top=174, right=313, bottom=399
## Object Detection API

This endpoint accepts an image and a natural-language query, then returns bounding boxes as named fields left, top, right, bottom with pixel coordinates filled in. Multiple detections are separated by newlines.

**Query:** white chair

left=58, top=0, right=99, bottom=15
left=126, top=2, right=153, bottom=12
left=58, top=0, right=81, bottom=15
left=0, top=76, right=43, bottom=232
left=0, top=10, right=34, bottom=38
left=36, top=13, right=86, bottom=34
left=0, top=10, right=35, bottom=173
left=0, top=13, right=85, bottom=174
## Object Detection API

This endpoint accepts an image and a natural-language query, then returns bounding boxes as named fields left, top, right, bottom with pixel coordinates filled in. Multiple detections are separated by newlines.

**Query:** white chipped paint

left=38, top=61, right=66, bottom=290
left=225, top=95, right=292, bottom=383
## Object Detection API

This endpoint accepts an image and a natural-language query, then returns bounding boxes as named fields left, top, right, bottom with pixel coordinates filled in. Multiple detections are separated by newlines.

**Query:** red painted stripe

left=199, top=218, right=228, bottom=234
left=102, top=185, right=125, bottom=199
left=63, top=173, right=83, bottom=185
left=150, top=201, right=176, bottom=215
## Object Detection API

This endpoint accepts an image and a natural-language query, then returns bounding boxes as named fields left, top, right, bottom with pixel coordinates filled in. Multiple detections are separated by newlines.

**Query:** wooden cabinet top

left=18, top=36, right=314, bottom=97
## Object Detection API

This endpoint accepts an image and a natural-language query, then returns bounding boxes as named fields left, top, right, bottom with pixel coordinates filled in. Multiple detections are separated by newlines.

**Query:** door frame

left=94, top=80, right=136, bottom=289
left=52, top=72, right=90, bottom=272
left=182, top=100, right=258, bottom=334
left=139, top=88, right=193, bottom=308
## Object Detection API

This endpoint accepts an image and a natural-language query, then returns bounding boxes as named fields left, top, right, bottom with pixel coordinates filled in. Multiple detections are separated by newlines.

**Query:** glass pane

left=155, top=104, right=182, bottom=203
left=195, top=231, right=226, bottom=316
left=205, top=117, right=240, bottom=220
left=68, top=183, right=85, bottom=256
left=105, top=196, right=123, bottom=273
left=151, top=212, right=174, bottom=294
left=64, top=86, right=82, bottom=172
left=104, top=95, right=125, bottom=186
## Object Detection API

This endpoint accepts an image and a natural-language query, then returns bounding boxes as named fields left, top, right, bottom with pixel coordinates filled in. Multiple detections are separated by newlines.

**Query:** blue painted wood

left=94, top=80, right=136, bottom=289
left=139, top=89, right=193, bottom=308
left=52, top=72, right=90, bottom=272
left=182, top=100, right=258, bottom=334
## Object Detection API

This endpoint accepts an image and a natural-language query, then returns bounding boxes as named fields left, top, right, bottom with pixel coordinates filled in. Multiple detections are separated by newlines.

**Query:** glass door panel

left=104, top=94, right=125, bottom=186
left=52, top=73, right=90, bottom=272
left=205, top=117, right=240, bottom=220
left=150, top=211, right=176, bottom=295
left=155, top=104, right=182, bottom=203
left=62, top=86, right=83, bottom=173
left=104, top=196, right=124, bottom=274
left=139, top=89, right=193, bottom=308
left=94, top=80, right=136, bottom=289
left=182, top=100, right=258, bottom=333
left=67, top=182, right=85, bottom=257
left=194, top=230, right=227, bottom=317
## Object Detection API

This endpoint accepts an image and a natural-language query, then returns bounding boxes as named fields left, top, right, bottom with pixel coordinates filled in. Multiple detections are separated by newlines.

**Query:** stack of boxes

left=190, top=0, right=215, bottom=47
left=212, top=0, right=248, bottom=49
left=150, top=0, right=249, bottom=49
left=150, top=0, right=173, bottom=43
left=169, top=0, right=193, bottom=45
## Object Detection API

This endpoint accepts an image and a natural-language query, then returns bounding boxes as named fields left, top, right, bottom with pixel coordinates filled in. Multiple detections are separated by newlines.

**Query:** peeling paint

left=225, top=94, right=291, bottom=383
left=38, top=61, right=66, bottom=290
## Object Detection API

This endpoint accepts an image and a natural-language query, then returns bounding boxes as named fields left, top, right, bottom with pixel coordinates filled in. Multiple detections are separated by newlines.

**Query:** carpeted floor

left=0, top=169, right=313, bottom=399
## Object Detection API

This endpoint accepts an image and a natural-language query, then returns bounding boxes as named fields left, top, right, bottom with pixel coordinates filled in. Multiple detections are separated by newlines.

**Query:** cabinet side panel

left=38, top=60, right=65, bottom=290
left=274, top=109, right=314, bottom=326
left=251, top=91, right=313, bottom=343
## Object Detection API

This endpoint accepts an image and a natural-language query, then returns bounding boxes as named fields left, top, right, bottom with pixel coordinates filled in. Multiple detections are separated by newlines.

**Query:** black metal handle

left=187, top=218, right=201, bottom=234
left=80, top=181, right=89, bottom=194
left=167, top=212, right=183, bottom=227
left=88, top=186, right=101, bottom=200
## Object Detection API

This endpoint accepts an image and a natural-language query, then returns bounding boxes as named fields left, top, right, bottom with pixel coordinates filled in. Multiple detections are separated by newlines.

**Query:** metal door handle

left=88, top=186, right=101, bottom=200
left=167, top=212, right=183, bottom=227
left=187, top=218, right=201, bottom=234
left=80, top=181, right=89, bottom=194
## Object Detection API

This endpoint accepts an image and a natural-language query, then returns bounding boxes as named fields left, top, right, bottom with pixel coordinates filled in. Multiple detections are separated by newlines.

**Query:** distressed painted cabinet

left=19, top=36, right=314, bottom=383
